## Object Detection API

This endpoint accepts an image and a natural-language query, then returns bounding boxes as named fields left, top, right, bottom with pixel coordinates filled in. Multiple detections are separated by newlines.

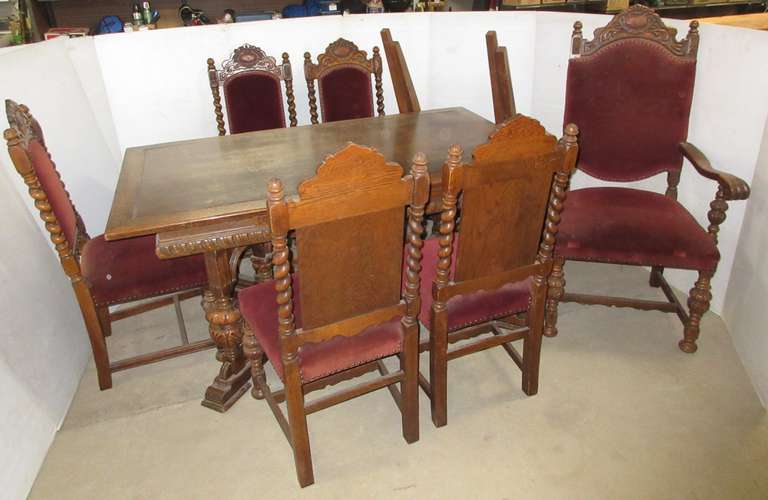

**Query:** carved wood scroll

left=571, top=4, right=699, bottom=58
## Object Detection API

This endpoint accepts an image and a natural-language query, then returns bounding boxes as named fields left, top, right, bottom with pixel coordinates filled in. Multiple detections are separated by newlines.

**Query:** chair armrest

left=680, top=142, right=750, bottom=201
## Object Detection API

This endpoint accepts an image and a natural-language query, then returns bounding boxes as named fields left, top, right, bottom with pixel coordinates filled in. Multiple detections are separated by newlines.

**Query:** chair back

left=564, top=5, right=698, bottom=182
left=207, top=45, right=297, bottom=135
left=4, top=100, right=89, bottom=263
left=486, top=31, right=516, bottom=125
left=304, top=39, right=384, bottom=124
left=438, top=116, right=578, bottom=292
left=267, top=143, right=429, bottom=349
left=380, top=29, right=420, bottom=114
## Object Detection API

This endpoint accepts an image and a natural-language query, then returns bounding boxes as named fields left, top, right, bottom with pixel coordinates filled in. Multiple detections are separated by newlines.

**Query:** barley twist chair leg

left=680, top=270, right=713, bottom=354
left=544, top=256, right=565, bottom=337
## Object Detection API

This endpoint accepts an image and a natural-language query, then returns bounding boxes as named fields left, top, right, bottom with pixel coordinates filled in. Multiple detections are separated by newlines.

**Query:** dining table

left=105, top=106, right=498, bottom=412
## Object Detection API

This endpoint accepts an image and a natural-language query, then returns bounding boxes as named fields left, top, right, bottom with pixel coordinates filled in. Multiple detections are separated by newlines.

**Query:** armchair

left=545, top=6, right=751, bottom=353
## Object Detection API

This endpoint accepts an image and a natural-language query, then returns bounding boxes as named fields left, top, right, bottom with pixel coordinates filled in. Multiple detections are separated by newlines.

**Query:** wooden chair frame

left=241, top=144, right=429, bottom=487
left=486, top=31, right=517, bottom=125
left=4, top=100, right=213, bottom=390
left=421, top=117, right=579, bottom=427
left=380, top=28, right=420, bottom=114
left=544, top=6, right=751, bottom=353
left=303, top=38, right=384, bottom=124
left=207, top=44, right=298, bottom=136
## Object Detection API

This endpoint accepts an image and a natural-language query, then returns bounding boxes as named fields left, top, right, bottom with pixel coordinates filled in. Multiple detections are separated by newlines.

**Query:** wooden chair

left=4, top=100, right=213, bottom=390
left=545, top=6, right=751, bottom=353
left=303, top=38, right=384, bottom=124
left=238, top=144, right=429, bottom=487
left=207, top=44, right=297, bottom=135
left=380, top=28, right=420, bottom=114
left=419, top=116, right=579, bottom=427
left=486, top=31, right=516, bottom=125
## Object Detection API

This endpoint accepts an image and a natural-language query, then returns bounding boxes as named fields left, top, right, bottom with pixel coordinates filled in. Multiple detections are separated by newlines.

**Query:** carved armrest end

left=680, top=142, right=751, bottom=201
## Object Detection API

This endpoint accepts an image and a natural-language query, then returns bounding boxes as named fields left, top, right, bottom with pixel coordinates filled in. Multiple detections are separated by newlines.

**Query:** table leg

left=201, top=248, right=251, bottom=412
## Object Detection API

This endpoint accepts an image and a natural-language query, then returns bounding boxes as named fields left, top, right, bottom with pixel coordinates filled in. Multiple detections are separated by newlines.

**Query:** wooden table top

left=105, top=107, right=496, bottom=241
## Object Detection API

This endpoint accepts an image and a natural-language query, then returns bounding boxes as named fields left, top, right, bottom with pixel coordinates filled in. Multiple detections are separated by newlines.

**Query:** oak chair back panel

left=296, top=207, right=405, bottom=330
left=453, top=118, right=563, bottom=283
left=274, top=143, right=422, bottom=334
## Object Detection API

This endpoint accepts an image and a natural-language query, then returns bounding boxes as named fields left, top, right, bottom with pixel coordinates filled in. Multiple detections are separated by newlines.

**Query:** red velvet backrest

left=223, top=72, right=286, bottom=134
left=318, top=66, right=374, bottom=123
left=564, top=39, right=696, bottom=182
left=27, top=139, right=79, bottom=247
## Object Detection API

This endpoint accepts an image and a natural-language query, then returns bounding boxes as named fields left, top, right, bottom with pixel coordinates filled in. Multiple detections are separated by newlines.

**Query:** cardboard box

left=44, top=27, right=89, bottom=40
left=502, top=0, right=541, bottom=6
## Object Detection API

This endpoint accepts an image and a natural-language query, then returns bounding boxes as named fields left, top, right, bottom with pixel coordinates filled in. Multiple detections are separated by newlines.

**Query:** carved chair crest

left=5, top=99, right=45, bottom=149
left=297, top=143, right=403, bottom=201
left=571, top=4, right=699, bottom=58
left=304, top=38, right=381, bottom=79
left=210, top=44, right=291, bottom=86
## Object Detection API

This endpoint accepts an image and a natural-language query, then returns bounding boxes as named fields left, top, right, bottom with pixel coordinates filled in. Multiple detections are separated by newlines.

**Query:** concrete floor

left=30, top=262, right=768, bottom=499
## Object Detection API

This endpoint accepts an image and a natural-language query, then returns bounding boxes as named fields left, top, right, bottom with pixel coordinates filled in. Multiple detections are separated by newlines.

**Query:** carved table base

left=202, top=362, right=252, bottom=412
left=157, top=218, right=271, bottom=412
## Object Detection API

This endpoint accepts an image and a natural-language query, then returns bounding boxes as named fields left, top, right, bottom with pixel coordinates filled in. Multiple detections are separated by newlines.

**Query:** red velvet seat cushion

left=556, top=187, right=719, bottom=271
left=80, top=235, right=207, bottom=306
left=318, top=67, right=374, bottom=123
left=239, top=276, right=403, bottom=383
left=418, top=237, right=532, bottom=331
left=28, top=140, right=78, bottom=247
left=564, top=40, right=696, bottom=181
left=223, top=72, right=286, bottom=134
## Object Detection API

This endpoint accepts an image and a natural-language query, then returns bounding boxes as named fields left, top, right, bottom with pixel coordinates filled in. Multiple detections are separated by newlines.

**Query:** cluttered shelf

left=8, top=0, right=417, bottom=42
left=500, top=0, right=767, bottom=17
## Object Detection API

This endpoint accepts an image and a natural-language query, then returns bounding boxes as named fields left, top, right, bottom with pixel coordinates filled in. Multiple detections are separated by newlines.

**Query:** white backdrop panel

left=0, top=38, right=120, bottom=236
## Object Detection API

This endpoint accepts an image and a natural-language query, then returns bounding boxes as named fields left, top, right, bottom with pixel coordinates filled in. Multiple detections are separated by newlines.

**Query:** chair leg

left=400, top=323, right=419, bottom=443
left=522, top=295, right=545, bottom=396
left=96, top=306, right=112, bottom=338
left=680, top=271, right=713, bottom=354
left=74, top=286, right=112, bottom=390
left=544, top=256, right=565, bottom=337
left=649, top=266, right=664, bottom=287
left=285, top=367, right=314, bottom=487
left=429, top=309, right=449, bottom=428
left=172, top=294, right=189, bottom=345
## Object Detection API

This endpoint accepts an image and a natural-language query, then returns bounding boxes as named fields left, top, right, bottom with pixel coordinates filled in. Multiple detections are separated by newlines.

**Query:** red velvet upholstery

left=318, top=66, right=374, bottom=123
left=239, top=276, right=403, bottom=383
left=28, top=140, right=78, bottom=247
left=223, top=72, right=286, bottom=134
left=564, top=40, right=696, bottom=181
left=80, top=235, right=207, bottom=306
left=418, top=237, right=532, bottom=331
left=556, top=187, right=719, bottom=271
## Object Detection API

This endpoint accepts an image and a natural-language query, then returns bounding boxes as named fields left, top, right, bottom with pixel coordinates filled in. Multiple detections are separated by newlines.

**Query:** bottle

left=132, top=3, right=143, bottom=25
left=142, top=1, right=152, bottom=25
